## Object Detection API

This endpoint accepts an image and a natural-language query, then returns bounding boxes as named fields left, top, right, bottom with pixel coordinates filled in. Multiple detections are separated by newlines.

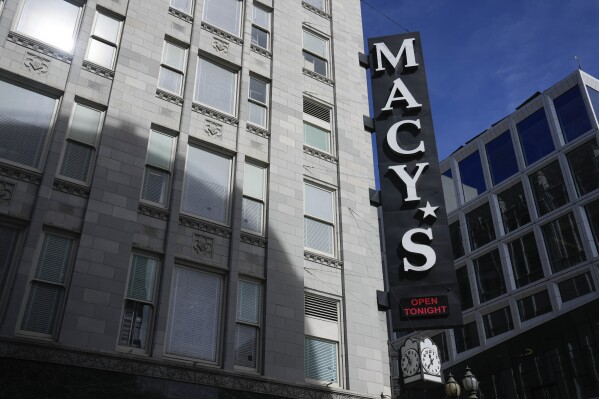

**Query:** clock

left=400, top=348, right=420, bottom=377
left=421, top=347, right=441, bottom=376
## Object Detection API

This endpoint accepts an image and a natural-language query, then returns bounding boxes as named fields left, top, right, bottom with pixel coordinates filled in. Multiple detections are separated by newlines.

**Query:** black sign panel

left=368, top=32, right=463, bottom=330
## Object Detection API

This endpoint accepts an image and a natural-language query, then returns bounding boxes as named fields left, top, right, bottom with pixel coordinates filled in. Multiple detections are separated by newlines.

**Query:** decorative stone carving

left=7, top=31, right=73, bottom=63
left=156, top=88, right=183, bottom=106
left=0, top=179, right=14, bottom=204
left=192, top=103, right=238, bottom=126
left=302, top=67, right=335, bottom=86
left=205, top=120, right=223, bottom=138
left=303, top=145, right=338, bottom=163
left=57, top=202, right=75, bottom=215
left=304, top=250, right=343, bottom=268
left=301, top=1, right=332, bottom=19
left=240, top=233, right=267, bottom=248
left=52, top=179, right=90, bottom=198
left=0, top=164, right=41, bottom=184
left=246, top=123, right=270, bottom=139
left=140, top=224, right=159, bottom=238
left=193, top=234, right=214, bottom=258
left=201, top=22, right=243, bottom=45
left=179, top=215, right=232, bottom=238
left=138, top=203, right=169, bottom=220
left=250, top=44, right=272, bottom=59
left=212, top=38, right=229, bottom=54
left=168, top=6, right=194, bottom=23
left=23, top=53, right=49, bottom=75
left=82, top=60, right=115, bottom=79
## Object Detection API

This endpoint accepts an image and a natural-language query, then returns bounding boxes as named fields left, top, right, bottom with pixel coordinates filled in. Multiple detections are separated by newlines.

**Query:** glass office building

left=406, top=70, right=599, bottom=398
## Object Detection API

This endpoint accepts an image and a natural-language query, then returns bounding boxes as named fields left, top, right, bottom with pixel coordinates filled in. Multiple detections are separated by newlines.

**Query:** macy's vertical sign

left=368, top=32, right=462, bottom=330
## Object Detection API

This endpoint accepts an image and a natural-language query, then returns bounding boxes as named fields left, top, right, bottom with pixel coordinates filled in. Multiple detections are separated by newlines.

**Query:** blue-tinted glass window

left=586, top=86, right=599, bottom=125
left=459, top=151, right=486, bottom=202
left=517, top=109, right=554, bottom=166
left=553, top=86, right=592, bottom=143
left=485, top=131, right=518, bottom=184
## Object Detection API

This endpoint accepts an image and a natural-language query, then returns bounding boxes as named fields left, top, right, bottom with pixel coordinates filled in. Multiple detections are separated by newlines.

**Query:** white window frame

left=302, top=29, right=330, bottom=78
left=241, top=161, right=266, bottom=236
left=84, top=9, right=123, bottom=70
left=234, top=278, right=262, bottom=372
left=304, top=182, right=337, bottom=257
left=193, top=57, right=239, bottom=117
left=158, top=39, right=188, bottom=96
left=202, top=0, right=243, bottom=37
left=247, top=76, right=269, bottom=129
left=250, top=3, right=271, bottom=51
left=58, top=101, right=105, bottom=185
left=169, top=0, right=193, bottom=15
left=18, top=231, right=76, bottom=338
left=303, top=98, right=333, bottom=154
left=140, top=129, right=177, bottom=207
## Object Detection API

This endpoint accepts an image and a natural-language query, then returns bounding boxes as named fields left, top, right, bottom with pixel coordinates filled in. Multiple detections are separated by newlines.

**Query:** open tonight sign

left=368, top=32, right=463, bottom=331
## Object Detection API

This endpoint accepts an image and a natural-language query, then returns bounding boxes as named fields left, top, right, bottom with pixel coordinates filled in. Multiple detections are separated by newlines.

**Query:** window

left=15, top=0, right=82, bottom=52
left=166, top=266, right=222, bottom=362
left=454, top=321, right=479, bottom=353
left=566, top=141, right=599, bottom=196
left=0, top=225, right=20, bottom=309
left=516, top=109, right=554, bottom=166
left=553, top=86, right=592, bottom=143
left=456, top=266, right=473, bottom=311
left=303, top=0, right=327, bottom=12
left=248, top=77, right=269, bottom=128
left=558, top=272, right=595, bottom=302
left=170, top=0, right=192, bottom=15
left=85, top=11, right=122, bottom=69
left=158, top=40, right=187, bottom=96
left=59, top=103, right=104, bottom=183
left=459, top=151, right=486, bottom=202
left=473, top=250, right=506, bottom=303
left=542, top=213, right=586, bottom=273
left=0, top=78, right=57, bottom=169
left=508, top=232, right=543, bottom=288
left=529, top=161, right=569, bottom=216
left=449, top=221, right=464, bottom=259
left=588, top=86, right=599, bottom=122
left=305, top=337, right=338, bottom=383
left=242, top=163, right=266, bottom=235
left=202, top=0, right=242, bottom=36
left=441, top=169, right=458, bottom=213
left=485, top=131, right=518, bottom=185
left=194, top=58, right=237, bottom=115
left=431, top=332, right=449, bottom=363
left=140, top=130, right=176, bottom=206
left=517, top=290, right=552, bottom=322
left=303, top=30, right=329, bottom=77
left=497, top=183, right=530, bottom=233
left=118, top=254, right=159, bottom=351
left=303, top=98, right=332, bottom=153
left=482, top=307, right=514, bottom=339
left=182, top=146, right=232, bottom=224
left=585, top=199, right=599, bottom=247
left=465, top=203, right=496, bottom=250
left=235, top=279, right=261, bottom=370
left=251, top=4, right=271, bottom=50
left=304, top=183, right=335, bottom=256
left=20, top=233, right=74, bottom=335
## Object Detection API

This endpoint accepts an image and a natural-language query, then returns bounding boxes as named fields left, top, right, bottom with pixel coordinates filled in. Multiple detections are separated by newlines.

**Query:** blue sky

left=361, top=0, right=599, bottom=160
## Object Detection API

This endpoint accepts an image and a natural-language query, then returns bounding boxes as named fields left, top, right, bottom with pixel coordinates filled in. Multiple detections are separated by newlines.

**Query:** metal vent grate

left=303, top=99, right=330, bottom=123
left=305, top=293, right=338, bottom=322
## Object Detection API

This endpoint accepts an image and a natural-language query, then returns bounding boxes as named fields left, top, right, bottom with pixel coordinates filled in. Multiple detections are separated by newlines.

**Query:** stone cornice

left=250, top=44, right=272, bottom=59
left=302, top=68, right=335, bottom=86
left=304, top=250, right=343, bottom=268
left=82, top=60, right=115, bottom=79
left=168, top=6, right=194, bottom=23
left=179, top=215, right=232, bottom=238
left=156, top=88, right=184, bottom=106
left=52, top=179, right=90, bottom=198
left=0, top=163, right=41, bottom=185
left=240, top=232, right=267, bottom=247
left=246, top=123, right=270, bottom=138
left=200, top=22, right=243, bottom=45
left=192, top=103, right=239, bottom=126
left=138, top=203, right=170, bottom=220
left=301, top=2, right=332, bottom=19
left=303, top=145, right=338, bottom=163
left=7, top=31, right=73, bottom=63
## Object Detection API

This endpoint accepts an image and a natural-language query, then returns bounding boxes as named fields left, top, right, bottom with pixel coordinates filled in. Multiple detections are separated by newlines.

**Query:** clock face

left=401, top=348, right=420, bottom=377
left=421, top=347, right=441, bottom=375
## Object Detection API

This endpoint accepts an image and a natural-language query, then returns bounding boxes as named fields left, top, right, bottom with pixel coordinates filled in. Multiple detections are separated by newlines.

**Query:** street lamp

left=444, top=367, right=479, bottom=399
left=444, top=374, right=460, bottom=398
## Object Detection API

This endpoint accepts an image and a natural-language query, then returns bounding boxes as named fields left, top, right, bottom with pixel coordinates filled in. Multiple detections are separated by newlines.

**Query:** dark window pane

left=529, top=161, right=569, bottom=216
left=498, top=183, right=530, bottom=233
left=431, top=333, right=449, bottom=363
left=454, top=321, right=479, bottom=353
left=466, top=203, right=496, bottom=250
left=449, top=222, right=464, bottom=259
left=542, top=213, right=586, bottom=273
left=508, top=232, right=543, bottom=288
left=441, top=169, right=458, bottom=213
left=303, top=52, right=327, bottom=77
left=459, top=151, right=486, bottom=202
left=456, top=266, right=473, bottom=310
left=251, top=27, right=268, bottom=49
left=517, top=290, right=552, bottom=322
left=588, top=86, right=599, bottom=122
left=473, top=250, right=506, bottom=303
left=483, top=306, right=514, bottom=338
left=119, top=301, right=152, bottom=349
left=586, top=199, right=599, bottom=246
left=558, top=272, right=595, bottom=302
left=553, top=86, right=592, bottom=142
left=517, top=109, right=554, bottom=165
left=567, top=140, right=599, bottom=196
left=486, top=131, right=518, bottom=184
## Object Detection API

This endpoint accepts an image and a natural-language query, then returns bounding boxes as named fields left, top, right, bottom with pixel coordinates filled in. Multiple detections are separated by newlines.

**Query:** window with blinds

left=303, top=0, right=327, bottom=12
left=305, top=337, right=338, bottom=383
left=248, top=76, right=269, bottom=128
left=60, top=103, right=104, bottom=183
left=304, top=183, right=335, bottom=256
left=305, top=293, right=338, bottom=322
left=85, top=11, right=123, bottom=70
left=183, top=146, right=232, bottom=224
left=242, top=163, right=266, bottom=235
left=20, top=233, right=74, bottom=336
left=158, top=40, right=187, bottom=96
left=166, top=266, right=222, bottom=362
left=141, top=130, right=176, bottom=206
left=170, top=0, right=192, bottom=15
left=194, top=58, right=238, bottom=115
left=118, top=254, right=159, bottom=352
left=234, top=279, right=261, bottom=370
left=202, top=0, right=242, bottom=36
left=303, top=30, right=329, bottom=77
left=303, top=98, right=332, bottom=154
left=0, top=225, right=20, bottom=310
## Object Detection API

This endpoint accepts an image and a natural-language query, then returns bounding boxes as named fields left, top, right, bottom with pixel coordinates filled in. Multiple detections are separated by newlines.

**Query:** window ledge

left=168, top=7, right=194, bottom=23
left=241, top=232, right=267, bottom=247
left=246, top=123, right=270, bottom=138
left=7, top=31, right=73, bottom=63
left=156, top=88, right=183, bottom=106
left=304, top=250, right=343, bottom=268
left=200, top=22, right=243, bottom=46
left=179, top=215, right=232, bottom=238
left=303, top=145, right=338, bottom=163
left=301, top=2, right=332, bottom=19
left=53, top=178, right=90, bottom=198
left=302, top=68, right=334, bottom=86
left=250, top=44, right=272, bottom=59
left=0, top=162, right=41, bottom=185
left=192, top=103, right=239, bottom=126
left=138, top=203, right=170, bottom=220
left=82, top=60, right=115, bottom=79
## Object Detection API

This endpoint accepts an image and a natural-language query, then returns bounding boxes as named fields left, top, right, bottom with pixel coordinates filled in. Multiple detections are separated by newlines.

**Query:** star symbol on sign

left=419, top=201, right=438, bottom=220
